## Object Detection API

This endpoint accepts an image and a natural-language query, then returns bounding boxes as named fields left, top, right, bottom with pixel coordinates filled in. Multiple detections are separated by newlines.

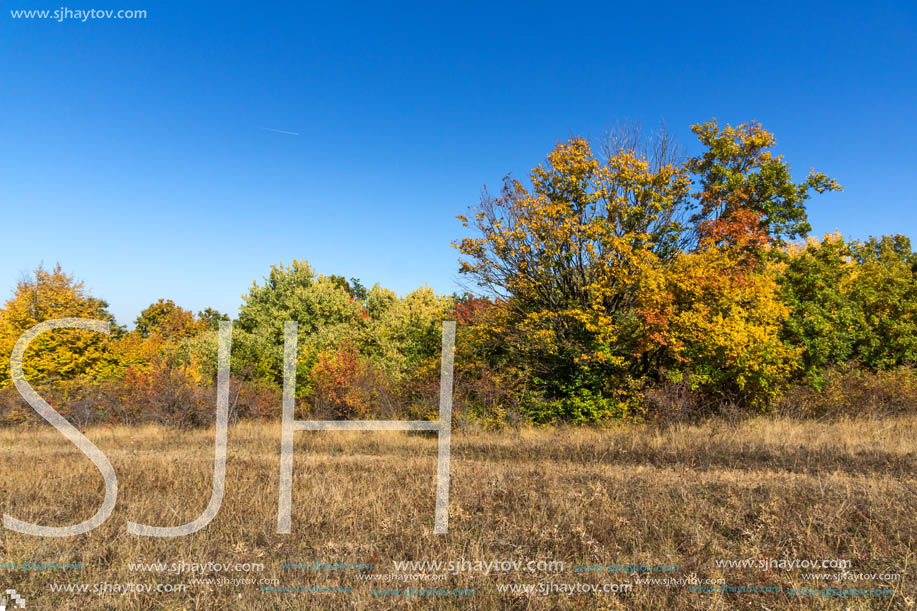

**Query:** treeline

left=2, top=119, right=916, bottom=427
left=0, top=262, right=455, bottom=427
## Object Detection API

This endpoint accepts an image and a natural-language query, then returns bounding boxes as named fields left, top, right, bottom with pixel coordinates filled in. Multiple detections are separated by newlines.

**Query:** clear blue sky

left=1, top=1, right=915, bottom=326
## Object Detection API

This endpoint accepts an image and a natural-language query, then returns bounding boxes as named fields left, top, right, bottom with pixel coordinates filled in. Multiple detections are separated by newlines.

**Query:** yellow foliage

left=641, top=245, right=800, bottom=405
left=0, top=264, right=115, bottom=388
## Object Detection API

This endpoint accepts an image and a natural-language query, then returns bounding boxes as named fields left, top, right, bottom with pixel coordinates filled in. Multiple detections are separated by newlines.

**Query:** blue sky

left=1, top=1, right=915, bottom=326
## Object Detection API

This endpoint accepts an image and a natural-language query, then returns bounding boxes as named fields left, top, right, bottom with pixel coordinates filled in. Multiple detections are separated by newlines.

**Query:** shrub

left=0, top=367, right=282, bottom=429
left=308, top=342, right=396, bottom=420
left=776, top=364, right=917, bottom=419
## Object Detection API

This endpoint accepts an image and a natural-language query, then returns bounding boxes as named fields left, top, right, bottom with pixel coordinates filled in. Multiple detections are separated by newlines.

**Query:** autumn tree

left=197, top=307, right=230, bottom=331
left=455, top=131, right=691, bottom=418
left=455, top=119, right=842, bottom=418
left=687, top=120, right=841, bottom=247
left=775, top=233, right=917, bottom=385
left=600, top=120, right=694, bottom=260
left=0, top=264, right=120, bottom=387
left=134, top=298, right=204, bottom=339
left=234, top=260, right=371, bottom=393
left=846, top=235, right=917, bottom=369
left=372, top=285, right=454, bottom=380
left=633, top=121, right=842, bottom=407
left=450, top=293, right=531, bottom=425
left=641, top=244, right=800, bottom=408
left=776, top=233, right=862, bottom=387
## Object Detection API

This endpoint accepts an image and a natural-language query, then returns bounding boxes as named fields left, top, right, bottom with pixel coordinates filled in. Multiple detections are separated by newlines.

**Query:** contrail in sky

left=258, top=126, right=300, bottom=136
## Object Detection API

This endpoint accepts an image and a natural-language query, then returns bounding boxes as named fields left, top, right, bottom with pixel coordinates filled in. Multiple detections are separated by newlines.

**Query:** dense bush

left=775, top=364, right=917, bottom=420
left=0, top=369, right=279, bottom=429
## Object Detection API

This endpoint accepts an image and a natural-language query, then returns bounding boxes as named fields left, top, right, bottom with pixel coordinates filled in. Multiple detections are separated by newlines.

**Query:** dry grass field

left=0, top=416, right=914, bottom=609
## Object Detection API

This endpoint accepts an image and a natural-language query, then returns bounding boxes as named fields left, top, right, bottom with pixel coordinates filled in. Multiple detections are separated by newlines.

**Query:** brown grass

left=0, top=416, right=914, bottom=609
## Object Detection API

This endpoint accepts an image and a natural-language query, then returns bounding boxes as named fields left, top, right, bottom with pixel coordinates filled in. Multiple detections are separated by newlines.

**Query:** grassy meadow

left=0, top=416, right=913, bottom=609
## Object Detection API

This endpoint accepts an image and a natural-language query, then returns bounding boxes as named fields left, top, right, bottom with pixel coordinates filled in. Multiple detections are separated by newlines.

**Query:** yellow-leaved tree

left=0, top=264, right=120, bottom=388
left=454, top=132, right=691, bottom=421
left=639, top=244, right=801, bottom=409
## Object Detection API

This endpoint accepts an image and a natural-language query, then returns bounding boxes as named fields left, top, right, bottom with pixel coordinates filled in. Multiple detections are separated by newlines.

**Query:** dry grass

left=0, top=416, right=914, bottom=609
